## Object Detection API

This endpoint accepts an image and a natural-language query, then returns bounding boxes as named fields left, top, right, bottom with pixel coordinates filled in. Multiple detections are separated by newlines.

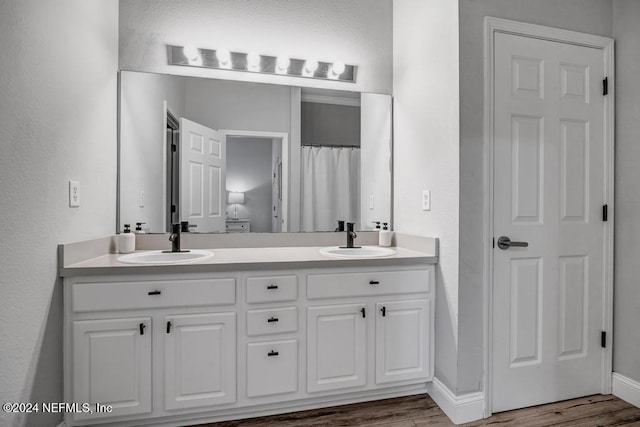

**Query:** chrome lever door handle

left=497, top=236, right=529, bottom=250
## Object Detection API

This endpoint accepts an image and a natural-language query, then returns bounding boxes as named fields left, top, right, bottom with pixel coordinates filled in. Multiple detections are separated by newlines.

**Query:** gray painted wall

left=302, top=102, right=361, bottom=147
left=458, top=0, right=613, bottom=394
left=613, top=0, right=640, bottom=386
left=119, top=72, right=186, bottom=232
left=118, top=0, right=393, bottom=94
left=226, top=137, right=276, bottom=233
left=0, top=2, right=119, bottom=426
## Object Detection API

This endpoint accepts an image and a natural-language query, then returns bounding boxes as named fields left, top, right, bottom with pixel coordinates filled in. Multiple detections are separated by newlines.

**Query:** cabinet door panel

left=376, top=299, right=431, bottom=384
left=247, top=339, right=298, bottom=397
left=307, top=304, right=366, bottom=393
left=72, top=317, right=152, bottom=421
left=164, top=312, right=236, bottom=411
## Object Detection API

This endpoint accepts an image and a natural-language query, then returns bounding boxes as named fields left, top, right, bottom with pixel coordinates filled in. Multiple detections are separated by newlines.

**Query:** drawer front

left=247, top=339, right=298, bottom=397
left=307, top=269, right=430, bottom=299
left=246, top=275, right=297, bottom=304
left=247, top=307, right=297, bottom=336
left=72, top=278, right=236, bottom=312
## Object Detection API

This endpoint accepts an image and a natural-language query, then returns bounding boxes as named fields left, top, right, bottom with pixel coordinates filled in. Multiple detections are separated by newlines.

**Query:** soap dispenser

left=379, top=222, right=393, bottom=247
left=119, top=224, right=135, bottom=254
left=135, top=222, right=147, bottom=234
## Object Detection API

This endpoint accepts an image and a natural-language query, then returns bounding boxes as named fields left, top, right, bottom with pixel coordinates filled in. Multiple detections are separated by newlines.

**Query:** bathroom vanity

left=59, top=235, right=437, bottom=427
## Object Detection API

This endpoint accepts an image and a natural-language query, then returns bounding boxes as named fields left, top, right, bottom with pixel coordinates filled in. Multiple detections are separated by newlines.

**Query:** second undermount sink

left=319, top=246, right=397, bottom=259
left=117, top=249, right=214, bottom=265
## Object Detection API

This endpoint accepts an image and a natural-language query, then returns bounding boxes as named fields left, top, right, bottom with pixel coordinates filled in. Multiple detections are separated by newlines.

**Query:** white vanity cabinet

left=306, top=268, right=433, bottom=394
left=72, top=317, right=152, bottom=421
left=163, top=312, right=236, bottom=411
left=63, top=264, right=434, bottom=426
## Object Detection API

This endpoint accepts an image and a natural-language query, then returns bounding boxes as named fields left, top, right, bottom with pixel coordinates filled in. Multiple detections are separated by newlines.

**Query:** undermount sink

left=117, top=249, right=214, bottom=265
left=319, top=246, right=397, bottom=259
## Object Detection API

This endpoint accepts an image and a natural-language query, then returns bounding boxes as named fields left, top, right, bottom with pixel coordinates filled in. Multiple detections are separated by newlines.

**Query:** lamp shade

left=228, top=191, right=245, bottom=204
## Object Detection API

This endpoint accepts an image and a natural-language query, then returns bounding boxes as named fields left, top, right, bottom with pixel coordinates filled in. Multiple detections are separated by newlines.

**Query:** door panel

left=72, top=318, right=152, bottom=421
left=307, top=304, right=367, bottom=393
left=375, top=299, right=430, bottom=384
left=164, top=312, right=236, bottom=411
left=492, top=32, right=605, bottom=412
left=180, top=118, right=226, bottom=232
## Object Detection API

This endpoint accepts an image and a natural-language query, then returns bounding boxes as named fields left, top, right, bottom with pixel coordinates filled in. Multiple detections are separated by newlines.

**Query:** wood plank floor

left=193, top=394, right=640, bottom=427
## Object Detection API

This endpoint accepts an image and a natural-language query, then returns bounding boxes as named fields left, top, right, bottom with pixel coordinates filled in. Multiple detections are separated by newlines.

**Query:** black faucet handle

left=346, top=222, right=356, bottom=232
left=335, top=220, right=345, bottom=232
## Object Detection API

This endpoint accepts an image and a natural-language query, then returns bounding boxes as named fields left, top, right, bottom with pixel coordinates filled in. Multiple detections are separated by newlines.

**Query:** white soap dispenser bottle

left=379, top=222, right=393, bottom=247
left=119, top=224, right=136, bottom=254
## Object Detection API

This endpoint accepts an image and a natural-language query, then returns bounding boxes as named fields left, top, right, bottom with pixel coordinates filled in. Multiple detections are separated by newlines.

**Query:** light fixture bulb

left=332, top=61, right=346, bottom=76
left=182, top=44, right=199, bottom=61
left=246, top=52, right=260, bottom=69
left=276, top=55, right=290, bottom=72
left=304, top=59, right=319, bottom=74
left=216, top=48, right=231, bottom=66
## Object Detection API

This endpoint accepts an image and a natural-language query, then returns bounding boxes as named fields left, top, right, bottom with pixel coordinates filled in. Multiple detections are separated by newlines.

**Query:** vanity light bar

left=167, top=45, right=357, bottom=83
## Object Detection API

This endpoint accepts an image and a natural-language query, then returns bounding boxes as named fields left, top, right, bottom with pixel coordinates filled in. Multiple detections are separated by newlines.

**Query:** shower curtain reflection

left=301, top=146, right=360, bottom=232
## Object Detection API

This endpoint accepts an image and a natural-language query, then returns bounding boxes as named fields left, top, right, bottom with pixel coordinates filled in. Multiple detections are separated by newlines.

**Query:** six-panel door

left=72, top=317, right=152, bottom=421
left=164, top=312, right=237, bottom=411
left=307, top=303, right=367, bottom=393
left=375, top=299, right=431, bottom=384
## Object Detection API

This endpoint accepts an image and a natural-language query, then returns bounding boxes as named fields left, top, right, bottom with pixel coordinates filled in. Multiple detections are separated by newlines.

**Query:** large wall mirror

left=118, top=71, right=392, bottom=234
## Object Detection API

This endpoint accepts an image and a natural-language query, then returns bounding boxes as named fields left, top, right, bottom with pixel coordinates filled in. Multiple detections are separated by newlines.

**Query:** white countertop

left=60, top=245, right=437, bottom=277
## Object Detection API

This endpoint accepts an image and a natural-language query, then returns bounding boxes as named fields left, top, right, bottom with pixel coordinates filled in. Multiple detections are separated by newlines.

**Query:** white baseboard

left=428, top=377, right=484, bottom=424
left=612, top=372, right=640, bottom=408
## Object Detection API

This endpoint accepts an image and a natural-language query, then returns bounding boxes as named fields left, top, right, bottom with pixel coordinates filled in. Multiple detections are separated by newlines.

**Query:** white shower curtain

left=301, top=146, right=360, bottom=232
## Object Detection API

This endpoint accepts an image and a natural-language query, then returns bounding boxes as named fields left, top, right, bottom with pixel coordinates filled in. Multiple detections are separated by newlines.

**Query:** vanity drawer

left=246, top=275, right=297, bottom=303
left=247, top=339, right=298, bottom=397
left=247, top=307, right=297, bottom=336
left=307, top=269, right=430, bottom=299
left=72, top=278, right=236, bottom=312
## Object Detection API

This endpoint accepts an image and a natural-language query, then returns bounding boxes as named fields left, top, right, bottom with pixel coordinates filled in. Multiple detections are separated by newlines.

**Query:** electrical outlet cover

left=69, top=180, right=80, bottom=207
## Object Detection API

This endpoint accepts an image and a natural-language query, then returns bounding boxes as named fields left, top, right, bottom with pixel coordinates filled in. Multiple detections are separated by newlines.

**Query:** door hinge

left=602, top=204, right=608, bottom=222
left=171, top=143, right=177, bottom=152
left=171, top=204, right=176, bottom=213
left=603, top=77, right=608, bottom=96
left=492, top=237, right=495, bottom=249
left=601, top=331, right=607, bottom=348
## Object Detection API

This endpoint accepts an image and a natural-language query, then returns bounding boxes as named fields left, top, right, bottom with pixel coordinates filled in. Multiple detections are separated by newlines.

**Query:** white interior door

left=492, top=32, right=606, bottom=412
left=180, top=118, right=226, bottom=232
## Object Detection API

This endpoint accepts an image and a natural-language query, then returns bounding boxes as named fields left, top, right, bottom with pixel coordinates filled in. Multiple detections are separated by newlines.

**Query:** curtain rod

left=301, top=144, right=360, bottom=149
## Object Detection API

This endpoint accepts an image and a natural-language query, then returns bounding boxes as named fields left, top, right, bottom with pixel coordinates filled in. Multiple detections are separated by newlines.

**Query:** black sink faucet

left=165, top=223, right=190, bottom=253
left=345, top=222, right=360, bottom=249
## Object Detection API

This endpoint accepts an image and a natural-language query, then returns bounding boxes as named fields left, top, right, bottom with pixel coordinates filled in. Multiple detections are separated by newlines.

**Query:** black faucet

left=164, top=223, right=190, bottom=253
left=342, top=222, right=360, bottom=249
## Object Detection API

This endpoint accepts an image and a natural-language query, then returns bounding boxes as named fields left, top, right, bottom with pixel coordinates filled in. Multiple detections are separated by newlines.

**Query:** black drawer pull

left=139, top=323, right=146, bottom=335
left=267, top=284, right=279, bottom=290
left=267, top=317, right=279, bottom=323
left=369, top=280, right=380, bottom=285
left=268, top=350, right=279, bottom=357
left=166, top=321, right=172, bottom=334
left=381, top=306, right=386, bottom=317
left=361, top=307, right=366, bottom=318
left=148, top=290, right=161, bottom=295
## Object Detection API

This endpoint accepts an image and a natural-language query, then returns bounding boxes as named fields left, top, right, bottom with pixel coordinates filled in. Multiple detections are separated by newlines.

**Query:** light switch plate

left=422, top=190, right=431, bottom=211
left=69, top=180, right=80, bottom=207
left=139, top=190, right=145, bottom=207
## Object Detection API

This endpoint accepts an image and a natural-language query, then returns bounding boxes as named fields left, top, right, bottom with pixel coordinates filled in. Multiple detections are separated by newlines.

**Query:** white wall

left=457, top=0, right=613, bottom=395
left=613, top=0, right=640, bottom=386
left=226, top=137, right=276, bottom=233
left=0, top=2, right=119, bottom=426
left=119, top=0, right=393, bottom=94
left=360, top=93, right=392, bottom=229
left=393, top=0, right=460, bottom=391
left=120, top=72, right=186, bottom=232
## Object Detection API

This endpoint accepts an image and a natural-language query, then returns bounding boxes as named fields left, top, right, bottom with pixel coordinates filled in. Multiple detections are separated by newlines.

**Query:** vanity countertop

left=59, top=245, right=437, bottom=277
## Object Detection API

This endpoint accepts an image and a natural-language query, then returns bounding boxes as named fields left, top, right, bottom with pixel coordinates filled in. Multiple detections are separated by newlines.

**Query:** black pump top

left=135, top=222, right=146, bottom=231
left=373, top=221, right=381, bottom=229
left=382, top=222, right=389, bottom=230
left=123, top=224, right=132, bottom=233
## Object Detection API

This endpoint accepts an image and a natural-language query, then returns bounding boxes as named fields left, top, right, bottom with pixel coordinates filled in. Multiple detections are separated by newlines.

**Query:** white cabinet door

left=72, top=317, right=152, bottom=421
left=164, top=312, right=236, bottom=411
left=375, top=299, right=430, bottom=384
left=247, top=339, right=298, bottom=398
left=307, top=304, right=367, bottom=393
